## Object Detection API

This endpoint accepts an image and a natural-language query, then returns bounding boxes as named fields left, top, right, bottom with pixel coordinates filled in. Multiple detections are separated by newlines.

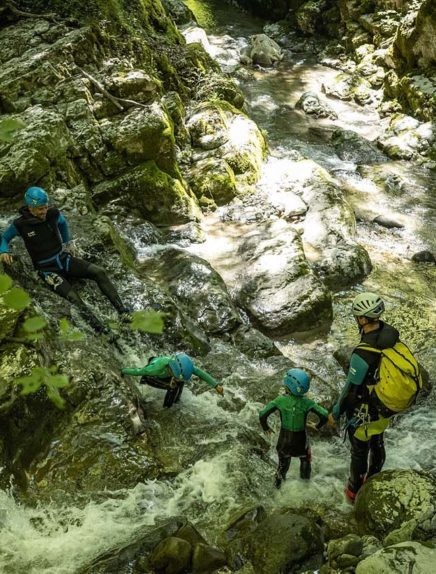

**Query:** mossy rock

left=92, top=161, right=201, bottom=224
left=188, top=158, right=237, bottom=206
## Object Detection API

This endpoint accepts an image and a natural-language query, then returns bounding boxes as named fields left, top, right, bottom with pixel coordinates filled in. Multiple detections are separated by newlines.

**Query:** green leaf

left=130, top=310, right=165, bottom=334
left=3, top=287, right=31, bottom=310
left=47, top=374, right=69, bottom=389
left=15, top=373, right=43, bottom=395
left=46, top=387, right=65, bottom=409
left=23, top=315, right=48, bottom=333
left=0, top=118, right=26, bottom=142
left=0, top=274, right=12, bottom=294
left=58, top=317, right=85, bottom=341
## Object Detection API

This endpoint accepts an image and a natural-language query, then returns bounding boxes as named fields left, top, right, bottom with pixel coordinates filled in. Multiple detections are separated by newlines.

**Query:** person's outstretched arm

left=0, top=224, right=19, bottom=264
left=122, top=356, right=171, bottom=377
left=193, top=366, right=223, bottom=394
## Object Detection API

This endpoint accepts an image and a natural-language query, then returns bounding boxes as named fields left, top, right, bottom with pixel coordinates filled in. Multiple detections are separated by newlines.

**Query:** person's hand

left=0, top=253, right=13, bottom=265
left=215, top=384, right=224, bottom=395
left=328, top=413, right=337, bottom=427
left=63, top=241, right=76, bottom=256
left=306, top=421, right=318, bottom=432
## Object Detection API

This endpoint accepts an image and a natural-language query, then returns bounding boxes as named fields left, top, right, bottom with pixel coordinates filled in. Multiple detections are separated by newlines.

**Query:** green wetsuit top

left=259, top=394, right=328, bottom=432
left=121, top=356, right=219, bottom=388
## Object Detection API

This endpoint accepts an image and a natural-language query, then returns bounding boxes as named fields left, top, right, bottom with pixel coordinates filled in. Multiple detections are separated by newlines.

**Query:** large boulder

left=247, top=34, right=283, bottom=67
left=356, top=541, right=436, bottom=574
left=225, top=508, right=323, bottom=574
left=355, top=470, right=436, bottom=540
left=235, top=219, right=332, bottom=335
left=394, top=0, right=436, bottom=69
left=142, top=246, right=242, bottom=336
left=295, top=91, right=338, bottom=119
left=0, top=106, right=73, bottom=197
left=377, top=113, right=434, bottom=160
left=92, top=161, right=201, bottom=224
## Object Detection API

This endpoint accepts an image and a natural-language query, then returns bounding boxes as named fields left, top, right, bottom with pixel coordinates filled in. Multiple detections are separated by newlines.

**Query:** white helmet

left=352, top=292, right=385, bottom=318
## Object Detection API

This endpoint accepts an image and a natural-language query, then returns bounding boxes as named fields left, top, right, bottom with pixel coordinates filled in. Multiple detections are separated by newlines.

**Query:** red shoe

left=344, top=486, right=357, bottom=504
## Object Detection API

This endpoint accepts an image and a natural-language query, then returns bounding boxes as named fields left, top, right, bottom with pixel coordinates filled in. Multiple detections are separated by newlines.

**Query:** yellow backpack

left=357, top=341, right=422, bottom=413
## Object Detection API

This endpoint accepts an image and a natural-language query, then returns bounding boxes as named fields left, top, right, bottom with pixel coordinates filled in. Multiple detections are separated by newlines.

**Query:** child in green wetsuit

left=259, top=368, right=328, bottom=489
left=122, top=353, right=223, bottom=408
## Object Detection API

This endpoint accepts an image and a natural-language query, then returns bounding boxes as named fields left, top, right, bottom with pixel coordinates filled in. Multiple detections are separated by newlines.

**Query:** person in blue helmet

left=0, top=187, right=130, bottom=333
left=259, top=368, right=328, bottom=489
left=121, top=353, right=224, bottom=408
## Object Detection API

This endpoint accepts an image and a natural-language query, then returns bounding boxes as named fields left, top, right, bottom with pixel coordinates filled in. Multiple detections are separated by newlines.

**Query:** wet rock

left=377, top=113, right=434, bottom=160
left=149, top=536, right=192, bottom=574
left=355, top=541, right=436, bottom=574
left=331, top=129, right=386, bottom=164
left=225, top=509, right=323, bottom=574
left=230, top=325, right=280, bottom=359
left=295, top=0, right=329, bottom=36
left=189, top=158, right=237, bottom=207
left=106, top=69, right=161, bottom=104
left=182, top=25, right=211, bottom=53
left=162, top=0, right=196, bottom=25
left=394, top=0, right=436, bottom=70
left=235, top=219, right=332, bottom=336
left=147, top=246, right=241, bottom=335
left=355, top=469, right=436, bottom=540
left=412, top=250, right=436, bottom=264
left=295, top=91, right=338, bottom=119
left=372, top=214, right=404, bottom=229
left=187, top=101, right=265, bottom=189
left=322, top=72, right=354, bottom=100
left=192, top=543, right=227, bottom=573
left=248, top=34, right=283, bottom=67
left=195, top=73, right=245, bottom=109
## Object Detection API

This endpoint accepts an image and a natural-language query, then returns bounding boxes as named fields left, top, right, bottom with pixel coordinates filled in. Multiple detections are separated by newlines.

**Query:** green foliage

left=15, top=367, right=69, bottom=409
left=58, top=318, right=86, bottom=342
left=0, top=274, right=13, bottom=294
left=2, top=287, right=31, bottom=310
left=130, top=310, right=165, bottom=333
left=0, top=118, right=26, bottom=142
left=23, top=316, right=48, bottom=333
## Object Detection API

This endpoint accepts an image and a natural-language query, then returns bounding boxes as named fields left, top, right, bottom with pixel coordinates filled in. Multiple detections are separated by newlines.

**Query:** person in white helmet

left=329, top=292, right=399, bottom=503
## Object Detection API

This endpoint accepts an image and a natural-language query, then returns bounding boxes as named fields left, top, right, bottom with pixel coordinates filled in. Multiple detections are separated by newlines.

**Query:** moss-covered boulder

left=188, top=158, right=237, bottom=207
left=393, top=0, right=436, bottom=70
left=0, top=106, right=73, bottom=197
left=92, top=161, right=201, bottom=224
left=225, top=508, right=323, bottom=574
left=355, top=470, right=436, bottom=540
left=355, top=541, right=436, bottom=574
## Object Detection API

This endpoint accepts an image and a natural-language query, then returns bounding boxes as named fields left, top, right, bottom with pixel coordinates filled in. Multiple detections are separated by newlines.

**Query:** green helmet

left=352, top=292, right=385, bottom=318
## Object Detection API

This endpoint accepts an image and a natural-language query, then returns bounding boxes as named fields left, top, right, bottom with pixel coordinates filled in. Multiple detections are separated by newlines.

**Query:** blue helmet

left=24, top=187, right=49, bottom=207
left=169, top=353, right=194, bottom=381
left=283, top=368, right=311, bottom=396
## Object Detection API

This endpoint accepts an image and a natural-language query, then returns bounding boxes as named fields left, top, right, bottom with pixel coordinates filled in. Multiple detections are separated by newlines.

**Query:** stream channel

left=0, top=1, right=435, bottom=572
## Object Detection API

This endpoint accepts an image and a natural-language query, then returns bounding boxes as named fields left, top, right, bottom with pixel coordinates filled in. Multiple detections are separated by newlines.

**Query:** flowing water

left=1, top=1, right=435, bottom=571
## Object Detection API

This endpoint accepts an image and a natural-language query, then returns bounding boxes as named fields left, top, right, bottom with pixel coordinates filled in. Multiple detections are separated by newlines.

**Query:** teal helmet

left=283, top=368, right=310, bottom=396
left=352, top=292, right=385, bottom=319
left=169, top=353, right=194, bottom=381
left=24, top=187, right=49, bottom=207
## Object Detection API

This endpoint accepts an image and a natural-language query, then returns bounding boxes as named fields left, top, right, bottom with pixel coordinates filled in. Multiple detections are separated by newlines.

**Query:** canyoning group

left=0, top=187, right=423, bottom=504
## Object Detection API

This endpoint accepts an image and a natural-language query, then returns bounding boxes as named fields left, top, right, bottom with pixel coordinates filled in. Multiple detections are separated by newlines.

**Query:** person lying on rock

left=259, top=368, right=328, bottom=489
left=0, top=186, right=131, bottom=334
left=121, top=352, right=224, bottom=408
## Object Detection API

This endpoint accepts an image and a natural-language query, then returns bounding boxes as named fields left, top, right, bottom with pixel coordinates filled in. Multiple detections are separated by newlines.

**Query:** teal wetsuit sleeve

left=57, top=213, right=71, bottom=243
left=122, top=356, right=171, bottom=377
left=332, top=352, right=369, bottom=419
left=193, top=366, right=219, bottom=388
left=259, top=399, right=279, bottom=431
left=0, top=224, right=19, bottom=253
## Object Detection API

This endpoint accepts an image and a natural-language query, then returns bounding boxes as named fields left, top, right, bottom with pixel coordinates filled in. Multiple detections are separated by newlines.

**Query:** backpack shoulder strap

left=356, top=343, right=382, bottom=355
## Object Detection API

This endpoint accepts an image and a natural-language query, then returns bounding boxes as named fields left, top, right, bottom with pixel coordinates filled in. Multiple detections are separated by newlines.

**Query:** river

left=0, top=1, right=435, bottom=572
